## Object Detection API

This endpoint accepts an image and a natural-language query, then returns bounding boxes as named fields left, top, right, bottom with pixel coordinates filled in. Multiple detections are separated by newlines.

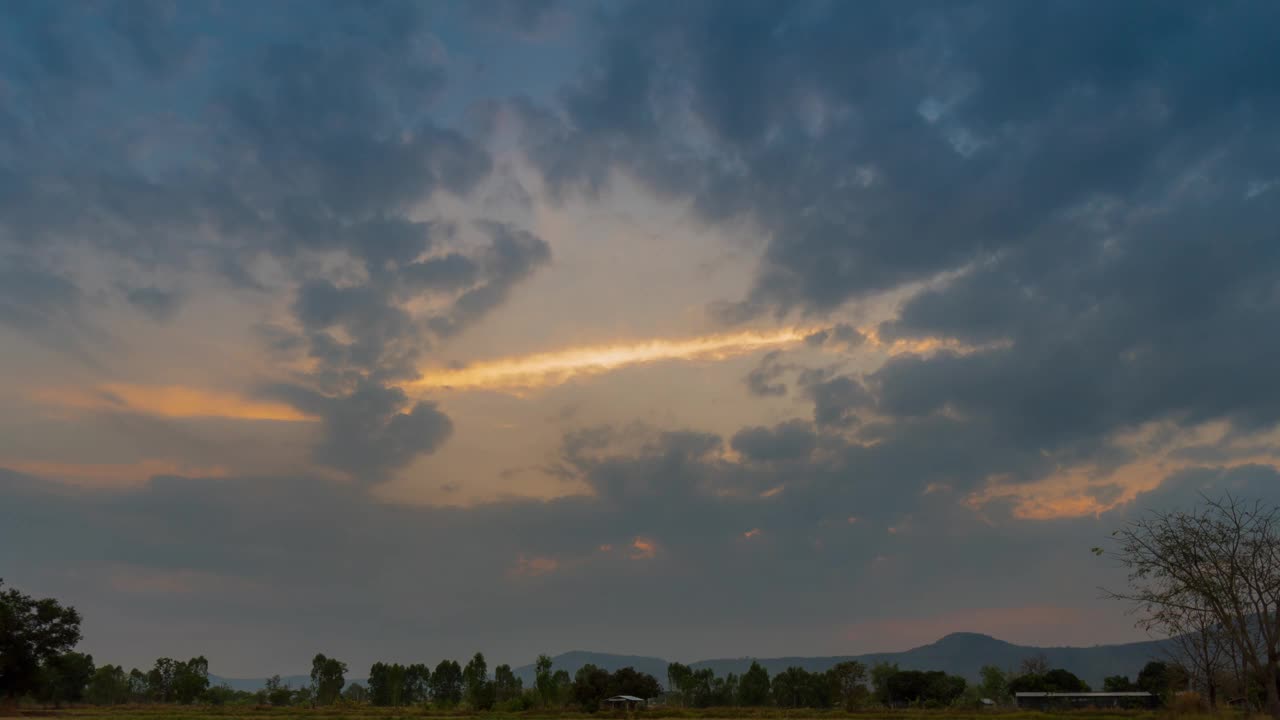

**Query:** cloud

left=32, top=384, right=316, bottom=423
left=730, top=420, right=816, bottom=463
left=414, top=327, right=815, bottom=392
left=124, top=286, right=181, bottom=322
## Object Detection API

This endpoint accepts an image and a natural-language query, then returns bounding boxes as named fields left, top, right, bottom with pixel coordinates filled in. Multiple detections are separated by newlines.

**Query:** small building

left=1015, top=692, right=1158, bottom=710
left=604, top=695, right=647, bottom=710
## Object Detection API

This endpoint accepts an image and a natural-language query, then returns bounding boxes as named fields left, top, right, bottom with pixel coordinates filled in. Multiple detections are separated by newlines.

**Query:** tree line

left=0, top=575, right=1186, bottom=711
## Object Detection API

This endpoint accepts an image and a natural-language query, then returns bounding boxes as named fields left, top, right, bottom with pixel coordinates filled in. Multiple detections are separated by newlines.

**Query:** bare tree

left=1100, top=495, right=1280, bottom=718
left=1147, top=599, right=1229, bottom=708
left=1019, top=654, right=1049, bottom=677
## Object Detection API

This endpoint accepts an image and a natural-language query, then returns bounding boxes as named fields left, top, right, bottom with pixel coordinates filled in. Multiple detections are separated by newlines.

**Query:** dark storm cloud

left=0, top=1, right=555, bottom=472
left=730, top=420, right=816, bottom=463
left=550, top=0, right=1278, bottom=316
left=524, top=0, right=1280, bottom=479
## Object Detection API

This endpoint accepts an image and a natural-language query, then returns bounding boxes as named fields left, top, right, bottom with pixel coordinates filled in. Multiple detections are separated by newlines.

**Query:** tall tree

left=310, top=653, right=347, bottom=705
left=667, top=662, right=692, bottom=706
left=463, top=652, right=494, bottom=709
left=0, top=580, right=83, bottom=703
left=738, top=661, right=770, bottom=706
left=829, top=661, right=868, bottom=710
left=404, top=663, right=431, bottom=705
left=430, top=659, right=462, bottom=706
left=494, top=664, right=522, bottom=702
left=127, top=669, right=147, bottom=703
left=172, top=656, right=209, bottom=704
left=535, top=655, right=555, bottom=707
left=1103, top=494, right=1280, bottom=717
left=146, top=658, right=177, bottom=702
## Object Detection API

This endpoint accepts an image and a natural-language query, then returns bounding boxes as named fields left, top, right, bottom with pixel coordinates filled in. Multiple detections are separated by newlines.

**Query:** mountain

left=512, top=632, right=1174, bottom=690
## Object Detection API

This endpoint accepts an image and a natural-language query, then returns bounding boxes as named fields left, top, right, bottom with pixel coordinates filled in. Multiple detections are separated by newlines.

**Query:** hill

left=512, top=632, right=1173, bottom=690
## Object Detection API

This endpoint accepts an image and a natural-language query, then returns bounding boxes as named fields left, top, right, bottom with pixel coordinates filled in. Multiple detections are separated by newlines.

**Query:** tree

left=172, top=656, right=209, bottom=704
left=430, top=659, right=462, bottom=706
left=345, top=682, right=369, bottom=703
left=88, top=664, right=130, bottom=705
left=572, top=664, right=611, bottom=711
left=0, top=580, right=83, bottom=703
left=978, top=665, right=1008, bottom=702
left=667, top=662, right=693, bottom=706
left=711, top=672, right=739, bottom=706
left=494, top=663, right=522, bottom=702
left=535, top=655, right=556, bottom=707
left=772, top=666, right=811, bottom=708
left=738, top=661, right=770, bottom=706
left=552, top=669, right=572, bottom=707
left=870, top=662, right=899, bottom=705
left=1156, top=602, right=1230, bottom=708
left=1103, top=494, right=1280, bottom=717
left=38, top=651, right=94, bottom=706
left=463, top=652, right=494, bottom=709
left=368, top=663, right=394, bottom=706
left=829, top=661, right=868, bottom=710
left=1103, top=675, right=1137, bottom=692
left=265, top=675, right=293, bottom=707
left=404, top=663, right=430, bottom=705
left=146, top=658, right=177, bottom=702
left=1137, top=661, right=1171, bottom=697
left=608, top=667, right=660, bottom=699
left=127, top=668, right=147, bottom=703
left=1020, top=654, right=1050, bottom=676
left=1008, top=668, right=1087, bottom=694
left=204, top=683, right=240, bottom=706
left=310, top=653, right=347, bottom=705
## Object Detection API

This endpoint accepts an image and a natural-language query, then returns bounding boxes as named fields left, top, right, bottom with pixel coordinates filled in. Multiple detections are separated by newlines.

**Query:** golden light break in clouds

left=413, top=327, right=816, bottom=392
left=412, top=325, right=998, bottom=393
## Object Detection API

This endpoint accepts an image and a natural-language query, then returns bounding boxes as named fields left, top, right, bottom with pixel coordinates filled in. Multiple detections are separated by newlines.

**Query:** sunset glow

left=413, top=327, right=818, bottom=392
left=31, top=384, right=318, bottom=422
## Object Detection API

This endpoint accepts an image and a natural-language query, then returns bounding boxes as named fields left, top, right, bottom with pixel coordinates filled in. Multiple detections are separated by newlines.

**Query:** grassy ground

left=2, top=707, right=1233, bottom=720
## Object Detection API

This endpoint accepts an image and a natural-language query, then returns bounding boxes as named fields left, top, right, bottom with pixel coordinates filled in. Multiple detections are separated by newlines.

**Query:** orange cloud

left=965, top=439, right=1280, bottom=520
left=31, top=383, right=316, bottom=422
left=629, top=537, right=657, bottom=560
left=2, top=458, right=230, bottom=489
left=411, top=324, right=999, bottom=394
left=742, top=528, right=762, bottom=539
left=413, top=327, right=817, bottom=392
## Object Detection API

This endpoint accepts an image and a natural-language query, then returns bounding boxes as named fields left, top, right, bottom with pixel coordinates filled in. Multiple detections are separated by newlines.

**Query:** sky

left=2, top=0, right=1280, bottom=678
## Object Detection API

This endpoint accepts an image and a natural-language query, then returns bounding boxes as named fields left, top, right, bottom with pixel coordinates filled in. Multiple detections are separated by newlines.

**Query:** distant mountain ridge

left=511, top=632, right=1173, bottom=690
left=209, top=632, right=1172, bottom=693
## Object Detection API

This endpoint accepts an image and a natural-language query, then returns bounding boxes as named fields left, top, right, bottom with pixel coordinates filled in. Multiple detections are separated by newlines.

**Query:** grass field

left=1, top=707, right=1232, bottom=720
